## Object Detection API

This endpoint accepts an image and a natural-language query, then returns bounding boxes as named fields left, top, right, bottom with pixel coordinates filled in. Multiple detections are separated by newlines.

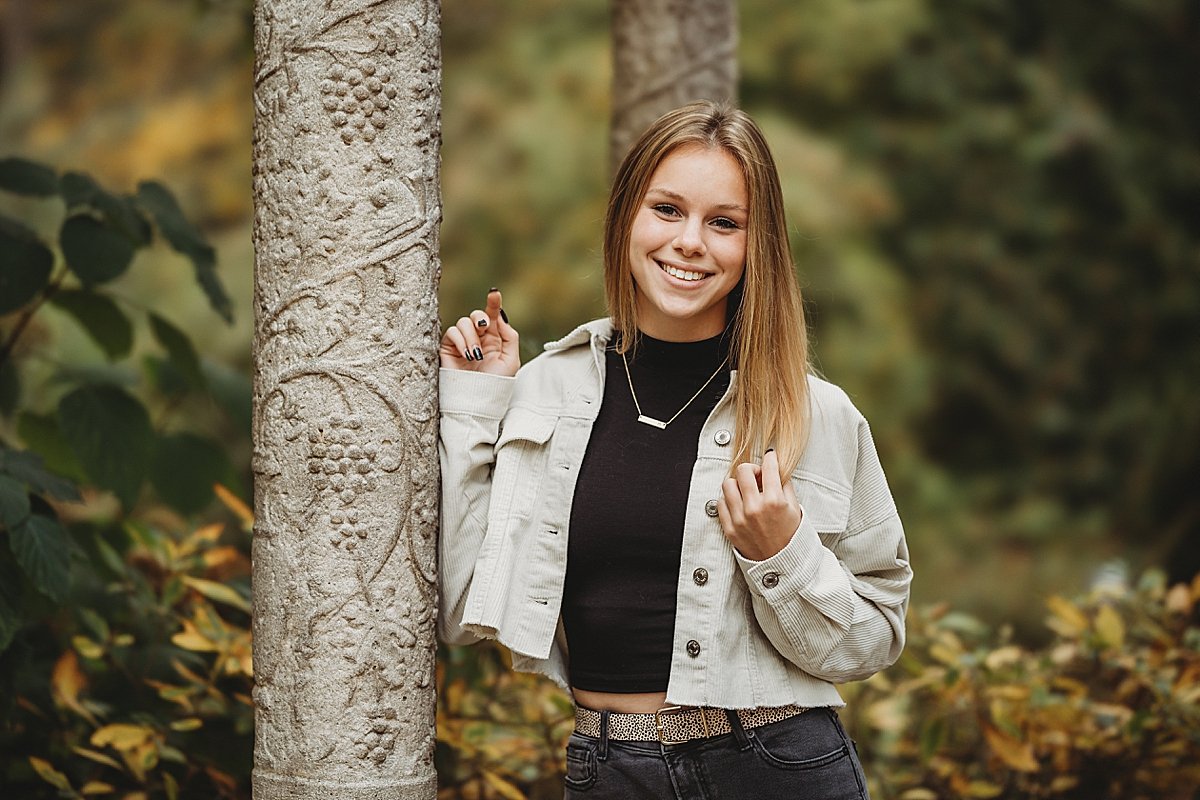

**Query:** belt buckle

left=654, top=705, right=710, bottom=746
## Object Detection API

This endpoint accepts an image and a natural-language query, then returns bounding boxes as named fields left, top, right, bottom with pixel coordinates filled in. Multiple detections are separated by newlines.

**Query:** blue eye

left=652, top=203, right=680, bottom=216
left=711, top=217, right=740, bottom=230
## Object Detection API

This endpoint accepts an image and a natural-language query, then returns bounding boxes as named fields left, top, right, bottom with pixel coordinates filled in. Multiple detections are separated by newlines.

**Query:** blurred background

left=2, top=0, right=1198, bottom=797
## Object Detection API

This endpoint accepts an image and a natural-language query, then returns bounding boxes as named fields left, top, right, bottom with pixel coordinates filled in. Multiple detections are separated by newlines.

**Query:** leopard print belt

left=574, top=704, right=809, bottom=745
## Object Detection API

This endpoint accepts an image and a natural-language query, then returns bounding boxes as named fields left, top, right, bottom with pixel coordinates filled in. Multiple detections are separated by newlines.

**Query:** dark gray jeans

left=563, top=707, right=869, bottom=800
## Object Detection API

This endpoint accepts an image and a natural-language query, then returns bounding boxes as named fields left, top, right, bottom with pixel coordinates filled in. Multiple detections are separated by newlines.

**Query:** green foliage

left=839, top=571, right=1200, bottom=799
left=0, top=160, right=240, bottom=650
left=0, top=501, right=255, bottom=798
left=437, top=643, right=575, bottom=800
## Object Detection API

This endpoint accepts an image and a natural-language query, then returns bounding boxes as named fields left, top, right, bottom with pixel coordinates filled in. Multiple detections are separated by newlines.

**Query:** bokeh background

left=2, top=0, right=1198, bottom=797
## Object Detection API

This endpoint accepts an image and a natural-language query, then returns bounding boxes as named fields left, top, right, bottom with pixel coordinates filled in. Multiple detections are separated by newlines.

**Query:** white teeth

left=659, top=262, right=706, bottom=282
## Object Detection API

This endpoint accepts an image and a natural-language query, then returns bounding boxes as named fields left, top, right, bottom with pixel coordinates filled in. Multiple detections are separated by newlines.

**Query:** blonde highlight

left=603, top=101, right=811, bottom=474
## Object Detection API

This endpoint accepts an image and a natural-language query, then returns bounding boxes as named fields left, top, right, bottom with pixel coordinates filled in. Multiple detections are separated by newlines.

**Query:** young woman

left=438, top=102, right=911, bottom=799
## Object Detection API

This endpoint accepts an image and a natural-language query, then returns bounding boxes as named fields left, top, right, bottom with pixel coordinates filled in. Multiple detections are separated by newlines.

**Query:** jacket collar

left=542, top=318, right=614, bottom=352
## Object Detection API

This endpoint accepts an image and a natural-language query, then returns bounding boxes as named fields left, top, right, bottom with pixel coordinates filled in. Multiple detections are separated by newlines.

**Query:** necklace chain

left=621, top=350, right=729, bottom=429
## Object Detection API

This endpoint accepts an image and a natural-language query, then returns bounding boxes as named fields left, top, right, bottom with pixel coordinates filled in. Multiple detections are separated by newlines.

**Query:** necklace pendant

left=636, top=414, right=668, bottom=430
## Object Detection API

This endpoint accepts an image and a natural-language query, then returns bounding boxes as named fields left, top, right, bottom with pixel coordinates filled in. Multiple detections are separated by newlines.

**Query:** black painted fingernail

left=500, top=308, right=509, bottom=323
left=476, top=318, right=488, bottom=327
left=489, top=287, right=500, bottom=293
left=473, top=347, right=483, bottom=360
left=463, top=350, right=473, bottom=361
left=765, top=448, right=775, bottom=454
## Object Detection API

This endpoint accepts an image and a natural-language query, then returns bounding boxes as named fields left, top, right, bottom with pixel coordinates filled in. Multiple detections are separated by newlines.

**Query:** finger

left=735, top=462, right=762, bottom=503
left=485, top=288, right=503, bottom=328
left=721, top=477, right=745, bottom=524
left=455, top=316, right=482, bottom=359
left=443, top=326, right=471, bottom=361
left=469, top=309, right=490, bottom=333
left=716, top=494, right=734, bottom=535
left=760, top=449, right=785, bottom=499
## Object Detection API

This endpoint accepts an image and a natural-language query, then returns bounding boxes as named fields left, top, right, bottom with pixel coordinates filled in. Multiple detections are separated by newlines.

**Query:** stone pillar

left=610, top=0, right=738, bottom=171
left=251, top=1, right=441, bottom=798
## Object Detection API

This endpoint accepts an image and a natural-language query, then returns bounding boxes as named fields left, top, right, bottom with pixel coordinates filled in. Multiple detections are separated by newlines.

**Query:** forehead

left=646, top=144, right=747, bottom=204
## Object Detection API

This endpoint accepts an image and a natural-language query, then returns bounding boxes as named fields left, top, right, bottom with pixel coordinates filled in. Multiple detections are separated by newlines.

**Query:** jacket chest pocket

left=790, top=472, right=851, bottom=538
left=492, top=408, right=558, bottom=523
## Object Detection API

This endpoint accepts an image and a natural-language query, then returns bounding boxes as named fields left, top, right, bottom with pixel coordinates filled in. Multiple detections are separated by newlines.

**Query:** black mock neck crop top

left=562, top=330, right=732, bottom=693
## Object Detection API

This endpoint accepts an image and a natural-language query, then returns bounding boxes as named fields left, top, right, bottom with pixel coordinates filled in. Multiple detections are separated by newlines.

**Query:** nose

left=672, top=217, right=706, bottom=257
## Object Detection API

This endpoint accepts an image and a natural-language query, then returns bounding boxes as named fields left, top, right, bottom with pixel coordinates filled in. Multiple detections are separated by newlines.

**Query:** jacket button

left=704, top=499, right=720, bottom=517
left=761, top=572, right=780, bottom=589
left=692, top=568, right=708, bottom=586
left=686, top=640, right=701, bottom=657
left=714, top=429, right=731, bottom=446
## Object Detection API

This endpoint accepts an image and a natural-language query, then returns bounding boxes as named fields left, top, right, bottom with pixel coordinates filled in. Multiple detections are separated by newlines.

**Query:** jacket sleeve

left=437, top=368, right=514, bottom=645
left=733, top=417, right=912, bottom=682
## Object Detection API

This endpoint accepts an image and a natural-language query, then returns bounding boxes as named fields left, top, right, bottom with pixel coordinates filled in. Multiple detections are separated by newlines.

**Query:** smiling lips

left=657, top=260, right=710, bottom=283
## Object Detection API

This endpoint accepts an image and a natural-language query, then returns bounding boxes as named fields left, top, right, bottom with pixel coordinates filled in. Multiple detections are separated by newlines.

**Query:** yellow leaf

left=214, top=484, right=253, bottom=531
left=28, top=757, right=72, bottom=790
left=73, top=635, right=106, bottom=660
left=983, top=724, right=1039, bottom=772
left=966, top=781, right=1003, bottom=798
left=481, top=770, right=526, bottom=800
left=1166, top=583, right=1192, bottom=615
left=91, top=723, right=154, bottom=752
left=72, top=747, right=124, bottom=771
left=201, top=546, right=244, bottom=570
left=984, top=645, right=1023, bottom=671
left=51, top=651, right=98, bottom=725
left=169, top=717, right=203, bottom=731
left=181, top=576, right=251, bottom=613
left=121, top=793, right=148, bottom=800
left=899, top=791, right=939, bottom=800
left=112, top=634, right=135, bottom=647
left=1046, top=595, right=1089, bottom=637
left=1094, top=605, right=1125, bottom=648
left=82, top=781, right=116, bottom=795
left=171, top=620, right=220, bottom=653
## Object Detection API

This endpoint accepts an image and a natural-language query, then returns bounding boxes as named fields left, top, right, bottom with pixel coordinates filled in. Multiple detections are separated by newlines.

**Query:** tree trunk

left=251, top=1, right=442, bottom=797
left=610, top=0, right=738, bottom=172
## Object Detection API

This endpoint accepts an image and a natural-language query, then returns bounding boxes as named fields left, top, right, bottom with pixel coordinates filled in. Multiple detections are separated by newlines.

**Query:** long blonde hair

left=603, top=101, right=811, bottom=474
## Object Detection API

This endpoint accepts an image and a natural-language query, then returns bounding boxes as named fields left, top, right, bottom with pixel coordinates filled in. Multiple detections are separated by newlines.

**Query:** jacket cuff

left=439, top=369, right=514, bottom=418
left=734, top=507, right=826, bottom=595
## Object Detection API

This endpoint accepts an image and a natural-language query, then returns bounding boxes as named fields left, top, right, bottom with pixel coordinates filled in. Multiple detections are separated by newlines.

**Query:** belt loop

left=598, top=710, right=610, bottom=760
left=724, top=709, right=752, bottom=751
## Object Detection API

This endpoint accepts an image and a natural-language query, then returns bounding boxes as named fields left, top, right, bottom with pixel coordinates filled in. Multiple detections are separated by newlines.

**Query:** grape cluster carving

left=320, top=59, right=397, bottom=145
left=354, top=709, right=401, bottom=765
left=306, top=414, right=380, bottom=518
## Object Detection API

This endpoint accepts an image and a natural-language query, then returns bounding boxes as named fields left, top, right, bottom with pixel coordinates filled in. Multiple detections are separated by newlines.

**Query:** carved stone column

left=610, top=0, right=738, bottom=171
left=251, top=1, right=441, bottom=798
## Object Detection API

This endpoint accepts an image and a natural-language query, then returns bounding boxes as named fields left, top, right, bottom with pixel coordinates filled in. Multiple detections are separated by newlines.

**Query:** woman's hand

left=716, top=449, right=803, bottom=561
left=439, top=289, right=520, bottom=377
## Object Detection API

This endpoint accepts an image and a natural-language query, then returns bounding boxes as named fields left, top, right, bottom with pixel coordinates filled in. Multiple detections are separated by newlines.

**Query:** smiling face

left=627, top=144, right=749, bottom=341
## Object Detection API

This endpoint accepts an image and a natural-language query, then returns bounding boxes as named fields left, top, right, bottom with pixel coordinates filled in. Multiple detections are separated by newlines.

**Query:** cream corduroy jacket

left=437, top=318, right=912, bottom=709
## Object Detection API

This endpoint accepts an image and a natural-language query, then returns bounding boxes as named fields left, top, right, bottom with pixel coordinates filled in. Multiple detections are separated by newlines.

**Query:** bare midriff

left=572, top=688, right=671, bottom=714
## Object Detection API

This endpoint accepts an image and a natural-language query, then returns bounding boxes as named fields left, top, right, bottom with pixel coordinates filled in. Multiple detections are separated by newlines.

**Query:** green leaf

left=136, top=181, right=233, bottom=323
left=9, top=513, right=70, bottom=602
left=60, top=172, right=150, bottom=245
left=142, top=355, right=189, bottom=396
left=151, top=433, right=229, bottom=515
left=49, top=289, right=133, bottom=360
left=57, top=384, right=153, bottom=509
left=15, top=413, right=88, bottom=485
left=0, top=444, right=81, bottom=501
left=0, top=215, right=54, bottom=314
left=149, top=313, right=204, bottom=389
left=0, top=157, right=58, bottom=197
left=60, top=214, right=136, bottom=287
left=0, top=474, right=31, bottom=529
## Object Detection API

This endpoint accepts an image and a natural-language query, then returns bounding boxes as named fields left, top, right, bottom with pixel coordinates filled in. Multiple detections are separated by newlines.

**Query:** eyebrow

left=647, top=187, right=748, bottom=214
